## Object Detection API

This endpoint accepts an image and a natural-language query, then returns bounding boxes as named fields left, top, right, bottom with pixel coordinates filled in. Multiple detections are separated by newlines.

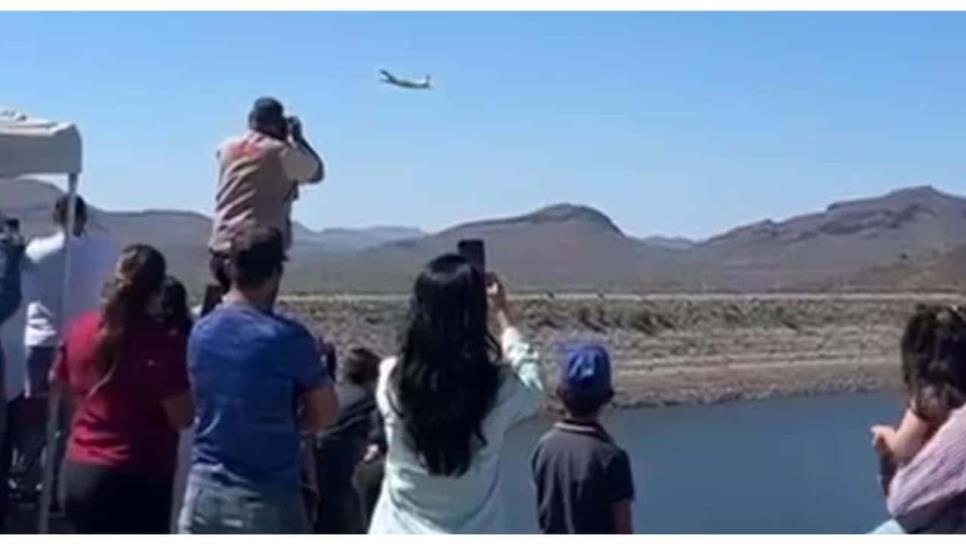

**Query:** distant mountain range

left=3, top=178, right=966, bottom=294
left=0, top=179, right=424, bottom=251
left=636, top=235, right=695, bottom=251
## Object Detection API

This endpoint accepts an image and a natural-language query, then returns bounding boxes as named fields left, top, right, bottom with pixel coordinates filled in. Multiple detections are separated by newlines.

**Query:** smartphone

left=3, top=218, right=20, bottom=235
left=458, top=239, right=486, bottom=272
left=200, top=284, right=223, bottom=317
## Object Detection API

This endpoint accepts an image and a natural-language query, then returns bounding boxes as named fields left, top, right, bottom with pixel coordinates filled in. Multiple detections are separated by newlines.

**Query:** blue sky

left=3, top=12, right=966, bottom=239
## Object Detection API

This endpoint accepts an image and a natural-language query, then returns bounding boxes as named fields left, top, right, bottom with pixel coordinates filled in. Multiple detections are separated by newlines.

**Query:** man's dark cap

left=251, top=97, right=285, bottom=126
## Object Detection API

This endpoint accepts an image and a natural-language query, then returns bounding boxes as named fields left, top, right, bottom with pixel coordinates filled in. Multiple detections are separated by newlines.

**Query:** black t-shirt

left=530, top=420, right=635, bottom=534
left=315, top=382, right=377, bottom=486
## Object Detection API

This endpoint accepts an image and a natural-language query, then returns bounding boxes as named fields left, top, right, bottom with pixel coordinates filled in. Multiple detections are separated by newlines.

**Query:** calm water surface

left=501, top=392, right=903, bottom=534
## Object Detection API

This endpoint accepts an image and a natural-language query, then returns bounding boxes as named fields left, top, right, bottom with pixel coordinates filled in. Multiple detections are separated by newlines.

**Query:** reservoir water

left=500, top=392, right=903, bottom=533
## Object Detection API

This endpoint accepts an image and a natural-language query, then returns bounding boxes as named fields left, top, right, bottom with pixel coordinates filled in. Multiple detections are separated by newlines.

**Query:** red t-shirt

left=54, top=311, right=190, bottom=476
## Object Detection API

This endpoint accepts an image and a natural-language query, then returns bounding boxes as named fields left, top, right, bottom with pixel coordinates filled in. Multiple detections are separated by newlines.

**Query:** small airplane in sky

left=379, top=69, right=432, bottom=90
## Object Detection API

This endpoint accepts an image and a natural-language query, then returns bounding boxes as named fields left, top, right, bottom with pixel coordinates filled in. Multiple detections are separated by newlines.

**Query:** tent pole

left=37, top=173, right=78, bottom=534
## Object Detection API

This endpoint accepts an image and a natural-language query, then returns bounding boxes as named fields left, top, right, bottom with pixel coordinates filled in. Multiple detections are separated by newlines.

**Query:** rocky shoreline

left=280, top=293, right=957, bottom=409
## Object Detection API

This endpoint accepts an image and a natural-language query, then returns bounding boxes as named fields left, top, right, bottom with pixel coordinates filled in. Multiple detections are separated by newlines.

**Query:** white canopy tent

left=0, top=109, right=82, bottom=178
left=0, top=106, right=82, bottom=533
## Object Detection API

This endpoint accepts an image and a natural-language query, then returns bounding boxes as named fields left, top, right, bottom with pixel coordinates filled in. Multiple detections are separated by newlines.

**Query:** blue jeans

left=177, top=473, right=307, bottom=534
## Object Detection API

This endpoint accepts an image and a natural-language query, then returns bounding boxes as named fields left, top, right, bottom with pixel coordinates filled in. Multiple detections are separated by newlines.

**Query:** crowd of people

left=1, top=96, right=966, bottom=534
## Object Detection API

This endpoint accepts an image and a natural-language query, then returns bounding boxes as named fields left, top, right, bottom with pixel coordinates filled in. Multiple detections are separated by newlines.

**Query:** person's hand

left=870, top=425, right=896, bottom=465
left=314, top=337, right=337, bottom=379
left=871, top=425, right=896, bottom=456
left=486, top=273, right=512, bottom=331
left=872, top=425, right=898, bottom=496
left=363, top=443, right=382, bottom=464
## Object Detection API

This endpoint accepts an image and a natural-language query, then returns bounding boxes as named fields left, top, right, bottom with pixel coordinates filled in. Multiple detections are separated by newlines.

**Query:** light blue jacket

left=369, top=327, right=543, bottom=534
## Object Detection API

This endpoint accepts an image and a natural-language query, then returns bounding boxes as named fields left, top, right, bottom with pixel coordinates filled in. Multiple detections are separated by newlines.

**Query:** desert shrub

left=771, top=306, right=800, bottom=330
left=576, top=305, right=605, bottom=332
left=627, top=307, right=673, bottom=335
left=721, top=303, right=745, bottom=325
left=595, top=305, right=611, bottom=328
left=610, top=307, right=625, bottom=328
left=531, top=312, right=559, bottom=330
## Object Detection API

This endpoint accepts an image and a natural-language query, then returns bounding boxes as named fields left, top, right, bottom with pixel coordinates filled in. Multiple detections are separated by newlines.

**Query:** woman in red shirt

left=51, top=245, right=194, bottom=533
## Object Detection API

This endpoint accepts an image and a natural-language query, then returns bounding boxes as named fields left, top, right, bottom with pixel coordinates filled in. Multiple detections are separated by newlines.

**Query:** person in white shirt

left=368, top=254, right=543, bottom=534
left=8, top=195, right=118, bottom=496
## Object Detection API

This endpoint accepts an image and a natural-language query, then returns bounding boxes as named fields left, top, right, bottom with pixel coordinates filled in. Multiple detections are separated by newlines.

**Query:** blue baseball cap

left=558, top=343, right=613, bottom=398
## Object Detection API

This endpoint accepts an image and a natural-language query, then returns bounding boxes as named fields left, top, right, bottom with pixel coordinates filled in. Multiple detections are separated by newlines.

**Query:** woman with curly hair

left=871, top=305, right=966, bottom=533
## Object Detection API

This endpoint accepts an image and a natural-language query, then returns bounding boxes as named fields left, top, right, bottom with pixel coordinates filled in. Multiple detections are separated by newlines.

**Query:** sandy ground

left=279, top=293, right=962, bottom=408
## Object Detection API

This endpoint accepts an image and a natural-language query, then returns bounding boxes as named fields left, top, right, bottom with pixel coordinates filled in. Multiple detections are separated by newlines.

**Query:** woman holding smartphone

left=369, top=253, right=543, bottom=533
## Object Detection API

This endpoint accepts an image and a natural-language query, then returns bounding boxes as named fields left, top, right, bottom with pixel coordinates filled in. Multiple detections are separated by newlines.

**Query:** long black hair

left=391, top=254, right=502, bottom=477
left=900, top=304, right=966, bottom=424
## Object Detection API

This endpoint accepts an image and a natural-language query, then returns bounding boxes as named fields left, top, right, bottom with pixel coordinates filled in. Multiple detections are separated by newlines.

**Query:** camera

left=3, top=217, right=20, bottom=236
left=1, top=216, right=25, bottom=249
left=286, top=116, right=302, bottom=139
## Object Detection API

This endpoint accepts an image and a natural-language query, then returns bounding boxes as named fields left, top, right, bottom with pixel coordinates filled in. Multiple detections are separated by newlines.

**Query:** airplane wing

left=379, top=69, right=394, bottom=79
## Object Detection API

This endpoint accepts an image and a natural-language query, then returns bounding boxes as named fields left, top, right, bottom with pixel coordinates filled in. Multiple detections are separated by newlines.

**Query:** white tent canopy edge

left=0, top=108, right=82, bottom=178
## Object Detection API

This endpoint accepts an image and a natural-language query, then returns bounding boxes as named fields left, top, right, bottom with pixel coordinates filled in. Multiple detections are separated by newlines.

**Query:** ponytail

left=93, top=245, right=166, bottom=381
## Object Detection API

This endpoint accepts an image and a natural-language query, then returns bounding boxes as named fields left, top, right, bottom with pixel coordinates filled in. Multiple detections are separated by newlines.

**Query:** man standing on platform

left=208, top=97, right=325, bottom=292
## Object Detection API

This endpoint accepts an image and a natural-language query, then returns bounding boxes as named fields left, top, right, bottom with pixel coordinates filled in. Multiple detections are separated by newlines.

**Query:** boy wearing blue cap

left=530, top=343, right=635, bottom=534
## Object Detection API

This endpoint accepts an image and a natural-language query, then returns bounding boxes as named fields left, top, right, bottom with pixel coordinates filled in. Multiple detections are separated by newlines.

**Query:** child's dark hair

left=161, top=275, right=193, bottom=336
left=341, top=347, right=381, bottom=386
left=900, top=304, right=966, bottom=423
left=557, top=386, right=614, bottom=418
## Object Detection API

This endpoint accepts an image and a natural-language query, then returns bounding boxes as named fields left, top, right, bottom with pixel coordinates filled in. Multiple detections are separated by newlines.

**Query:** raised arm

left=488, top=275, right=543, bottom=425
left=501, top=327, right=542, bottom=401
left=283, top=117, right=324, bottom=184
